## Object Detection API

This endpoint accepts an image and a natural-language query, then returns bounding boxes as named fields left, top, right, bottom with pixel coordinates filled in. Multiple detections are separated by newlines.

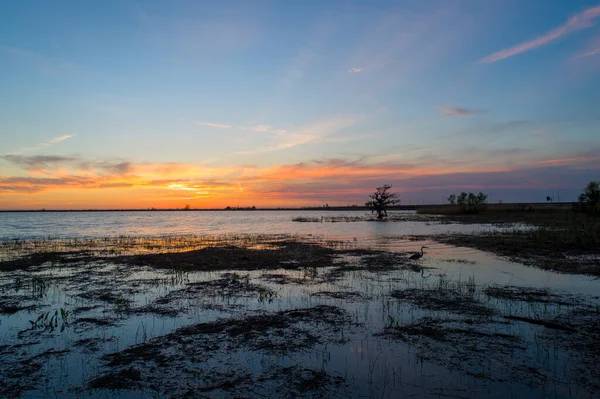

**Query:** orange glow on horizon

left=0, top=153, right=594, bottom=210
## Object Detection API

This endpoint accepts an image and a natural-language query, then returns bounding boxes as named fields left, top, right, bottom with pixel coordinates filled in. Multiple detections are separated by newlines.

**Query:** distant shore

left=0, top=202, right=573, bottom=213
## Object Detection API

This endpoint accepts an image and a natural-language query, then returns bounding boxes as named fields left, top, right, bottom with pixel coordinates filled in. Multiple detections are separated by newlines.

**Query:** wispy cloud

left=576, top=48, right=600, bottom=58
left=196, top=116, right=360, bottom=155
left=196, top=121, right=287, bottom=135
left=5, top=134, right=75, bottom=155
left=48, top=134, right=75, bottom=144
left=235, top=116, right=361, bottom=155
left=1, top=155, right=79, bottom=170
left=0, top=154, right=131, bottom=175
left=195, top=122, right=232, bottom=129
left=439, top=106, right=483, bottom=117
left=348, top=67, right=363, bottom=73
left=240, top=125, right=287, bottom=134
left=574, top=33, right=600, bottom=58
left=481, top=5, right=600, bottom=63
left=440, top=120, right=531, bottom=140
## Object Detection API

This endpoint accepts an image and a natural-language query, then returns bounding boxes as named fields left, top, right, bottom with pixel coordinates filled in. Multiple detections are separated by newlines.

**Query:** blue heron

left=409, top=246, right=428, bottom=261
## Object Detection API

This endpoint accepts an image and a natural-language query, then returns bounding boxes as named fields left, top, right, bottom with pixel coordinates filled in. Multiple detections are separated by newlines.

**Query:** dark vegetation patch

left=0, top=348, right=70, bottom=398
left=385, top=279, right=600, bottom=392
left=135, top=274, right=277, bottom=316
left=73, top=337, right=106, bottom=353
left=107, top=305, right=349, bottom=365
left=259, top=366, right=346, bottom=396
left=415, top=205, right=600, bottom=276
left=90, top=306, right=352, bottom=397
left=391, top=284, right=495, bottom=317
left=378, top=317, right=546, bottom=384
left=440, top=258, right=477, bottom=264
left=260, top=272, right=301, bottom=284
left=0, top=299, right=37, bottom=314
left=148, top=366, right=346, bottom=399
left=536, top=306, right=600, bottom=392
left=502, top=315, right=576, bottom=332
left=417, top=204, right=591, bottom=227
left=292, top=214, right=440, bottom=223
left=78, top=290, right=133, bottom=307
left=326, top=249, right=423, bottom=280
left=73, top=305, right=103, bottom=314
left=485, top=285, right=578, bottom=306
left=109, top=241, right=338, bottom=272
left=311, top=291, right=364, bottom=300
left=433, top=232, right=600, bottom=276
left=0, top=251, right=94, bottom=271
left=89, top=367, right=142, bottom=390
left=380, top=317, right=517, bottom=344
left=75, top=317, right=118, bottom=327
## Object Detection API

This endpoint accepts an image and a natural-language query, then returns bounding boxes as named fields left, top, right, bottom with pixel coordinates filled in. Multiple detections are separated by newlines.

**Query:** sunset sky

left=1, top=0, right=599, bottom=209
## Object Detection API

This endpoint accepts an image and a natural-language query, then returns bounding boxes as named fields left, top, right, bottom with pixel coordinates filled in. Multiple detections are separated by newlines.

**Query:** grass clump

left=391, top=276, right=495, bottom=317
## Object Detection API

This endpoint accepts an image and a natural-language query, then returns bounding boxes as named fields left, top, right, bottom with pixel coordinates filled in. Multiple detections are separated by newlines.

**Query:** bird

left=409, top=246, right=428, bottom=261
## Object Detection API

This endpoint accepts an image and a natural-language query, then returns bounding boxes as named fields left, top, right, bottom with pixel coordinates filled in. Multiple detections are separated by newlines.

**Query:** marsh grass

left=0, top=233, right=299, bottom=262
left=90, top=305, right=353, bottom=397
left=391, top=275, right=495, bottom=317
left=28, top=307, right=70, bottom=332
left=434, top=228, right=600, bottom=275
left=382, top=276, right=600, bottom=390
left=0, top=234, right=360, bottom=273
left=2, top=233, right=599, bottom=397
left=292, top=214, right=442, bottom=223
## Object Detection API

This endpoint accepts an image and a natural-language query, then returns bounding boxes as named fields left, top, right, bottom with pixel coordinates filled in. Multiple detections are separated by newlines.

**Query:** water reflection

left=0, top=234, right=598, bottom=398
left=0, top=210, right=526, bottom=239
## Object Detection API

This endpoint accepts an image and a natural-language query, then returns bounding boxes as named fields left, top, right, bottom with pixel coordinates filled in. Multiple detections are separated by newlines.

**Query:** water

left=0, top=210, right=515, bottom=239
left=0, top=211, right=598, bottom=398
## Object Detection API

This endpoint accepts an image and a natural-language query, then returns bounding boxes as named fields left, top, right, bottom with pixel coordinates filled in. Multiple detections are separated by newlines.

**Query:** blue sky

left=0, top=0, right=599, bottom=209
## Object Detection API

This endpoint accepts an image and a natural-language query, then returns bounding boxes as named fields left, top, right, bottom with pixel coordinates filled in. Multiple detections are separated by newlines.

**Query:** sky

left=1, top=0, right=599, bottom=209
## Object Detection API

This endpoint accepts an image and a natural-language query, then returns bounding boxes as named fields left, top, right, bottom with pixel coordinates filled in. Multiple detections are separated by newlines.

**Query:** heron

left=409, top=246, right=428, bottom=261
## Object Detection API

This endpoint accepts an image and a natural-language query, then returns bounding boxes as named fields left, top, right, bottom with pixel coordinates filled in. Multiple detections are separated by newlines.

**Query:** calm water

left=0, top=210, right=511, bottom=240
left=1, top=210, right=599, bottom=398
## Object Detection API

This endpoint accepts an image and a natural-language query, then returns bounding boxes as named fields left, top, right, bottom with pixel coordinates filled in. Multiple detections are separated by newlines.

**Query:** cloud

left=196, top=122, right=288, bottom=135
left=1, top=154, right=132, bottom=175
left=439, top=106, right=482, bottom=117
left=196, top=116, right=361, bottom=155
left=239, top=125, right=287, bottom=134
left=5, top=134, right=76, bottom=155
left=439, top=120, right=531, bottom=140
left=1, top=155, right=79, bottom=170
left=1, top=148, right=599, bottom=206
left=234, top=116, right=361, bottom=155
left=48, top=134, right=74, bottom=143
left=576, top=47, right=600, bottom=58
left=481, top=5, right=600, bottom=63
left=574, top=33, right=600, bottom=58
left=196, top=122, right=232, bottom=129
left=348, top=67, right=363, bottom=73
